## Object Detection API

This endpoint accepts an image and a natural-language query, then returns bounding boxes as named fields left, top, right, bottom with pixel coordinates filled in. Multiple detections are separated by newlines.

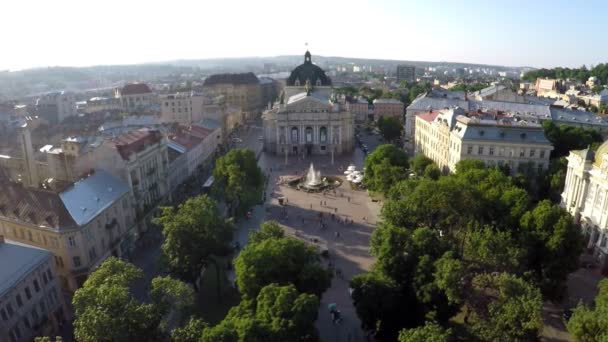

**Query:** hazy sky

left=3, top=0, right=607, bottom=70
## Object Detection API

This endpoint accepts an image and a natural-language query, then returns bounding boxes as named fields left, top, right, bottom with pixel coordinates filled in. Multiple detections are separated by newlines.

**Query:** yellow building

left=415, top=107, right=553, bottom=174
left=0, top=169, right=135, bottom=291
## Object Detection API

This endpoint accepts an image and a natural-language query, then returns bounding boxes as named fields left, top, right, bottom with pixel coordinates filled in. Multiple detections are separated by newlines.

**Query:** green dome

left=286, top=51, right=331, bottom=87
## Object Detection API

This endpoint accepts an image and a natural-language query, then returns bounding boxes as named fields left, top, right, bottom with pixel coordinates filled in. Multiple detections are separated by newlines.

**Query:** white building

left=414, top=107, right=553, bottom=174
left=561, top=142, right=608, bottom=272
left=263, top=51, right=354, bottom=157
left=159, top=92, right=205, bottom=125
left=0, top=238, right=66, bottom=342
left=35, top=91, right=77, bottom=125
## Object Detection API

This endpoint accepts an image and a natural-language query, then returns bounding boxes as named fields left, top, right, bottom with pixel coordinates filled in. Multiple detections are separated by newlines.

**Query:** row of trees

left=522, top=64, right=608, bottom=85
left=69, top=217, right=330, bottom=341
left=354, top=148, right=584, bottom=341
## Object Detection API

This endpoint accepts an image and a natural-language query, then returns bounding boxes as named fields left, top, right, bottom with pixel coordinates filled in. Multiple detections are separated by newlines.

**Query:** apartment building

left=159, top=92, right=205, bottom=125
left=561, top=142, right=608, bottom=273
left=414, top=107, right=553, bottom=174
left=0, top=169, right=134, bottom=291
left=396, top=65, right=415, bottom=83
left=372, top=98, right=405, bottom=122
left=85, top=96, right=121, bottom=113
left=35, top=91, right=77, bottom=125
left=0, top=238, right=66, bottom=342
left=203, top=73, right=263, bottom=118
left=114, top=83, right=158, bottom=113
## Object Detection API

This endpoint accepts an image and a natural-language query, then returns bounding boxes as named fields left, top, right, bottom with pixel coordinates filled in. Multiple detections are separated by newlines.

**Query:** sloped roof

left=59, top=169, right=129, bottom=226
left=112, top=128, right=163, bottom=160
left=0, top=240, right=51, bottom=297
left=203, top=72, right=259, bottom=86
left=417, top=112, right=439, bottom=122
left=0, top=169, right=75, bottom=230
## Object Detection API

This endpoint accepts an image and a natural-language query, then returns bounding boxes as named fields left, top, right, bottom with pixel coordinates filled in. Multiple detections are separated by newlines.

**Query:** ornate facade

left=263, top=51, right=354, bottom=157
left=561, top=141, right=608, bottom=272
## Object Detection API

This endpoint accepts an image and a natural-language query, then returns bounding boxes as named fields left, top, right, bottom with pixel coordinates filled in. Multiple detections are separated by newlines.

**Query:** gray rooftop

left=59, top=169, right=130, bottom=226
left=0, top=240, right=51, bottom=297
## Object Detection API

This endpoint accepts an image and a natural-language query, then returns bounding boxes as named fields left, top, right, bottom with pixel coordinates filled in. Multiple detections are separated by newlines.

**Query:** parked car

left=232, top=138, right=243, bottom=143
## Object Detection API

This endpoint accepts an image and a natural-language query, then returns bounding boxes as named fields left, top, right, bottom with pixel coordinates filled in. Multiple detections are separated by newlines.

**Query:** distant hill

left=0, top=55, right=533, bottom=99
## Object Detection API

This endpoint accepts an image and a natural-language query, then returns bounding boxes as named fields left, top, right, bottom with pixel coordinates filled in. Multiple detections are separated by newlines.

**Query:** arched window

left=291, top=127, right=299, bottom=143
left=305, top=127, right=313, bottom=143
left=320, top=127, right=327, bottom=143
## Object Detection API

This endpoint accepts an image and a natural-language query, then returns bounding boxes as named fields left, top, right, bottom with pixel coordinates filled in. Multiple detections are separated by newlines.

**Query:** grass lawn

left=196, top=257, right=241, bottom=325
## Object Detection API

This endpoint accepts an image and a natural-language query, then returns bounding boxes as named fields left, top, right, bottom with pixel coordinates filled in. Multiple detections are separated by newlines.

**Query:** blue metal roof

left=0, top=240, right=51, bottom=297
left=59, top=169, right=130, bottom=226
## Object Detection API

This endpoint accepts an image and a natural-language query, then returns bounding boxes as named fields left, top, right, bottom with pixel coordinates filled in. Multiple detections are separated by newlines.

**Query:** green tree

left=213, top=148, right=264, bottom=216
left=202, top=284, right=320, bottom=342
left=377, top=116, right=403, bottom=142
left=155, top=195, right=233, bottom=292
left=350, top=272, right=412, bottom=341
left=171, top=318, right=208, bottom=342
left=72, top=258, right=193, bottom=342
left=234, top=233, right=331, bottom=298
left=363, top=144, right=409, bottom=193
left=398, top=321, right=452, bottom=342
left=423, top=164, right=441, bottom=180
left=567, top=279, right=608, bottom=341
left=248, top=220, right=284, bottom=244
left=410, top=154, right=434, bottom=176
left=542, top=121, right=603, bottom=158
left=519, top=200, right=584, bottom=298
left=465, top=273, right=543, bottom=341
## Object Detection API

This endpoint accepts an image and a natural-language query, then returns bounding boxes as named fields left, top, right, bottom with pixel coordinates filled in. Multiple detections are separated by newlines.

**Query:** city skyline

left=2, top=0, right=608, bottom=71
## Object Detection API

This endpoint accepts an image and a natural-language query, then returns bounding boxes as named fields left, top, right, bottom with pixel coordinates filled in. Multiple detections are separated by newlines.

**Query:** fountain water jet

left=288, top=162, right=341, bottom=192
left=306, top=163, right=322, bottom=186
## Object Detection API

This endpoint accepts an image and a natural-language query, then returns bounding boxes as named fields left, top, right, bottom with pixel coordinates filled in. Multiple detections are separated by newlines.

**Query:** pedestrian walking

left=335, top=207, right=338, bottom=213
left=310, top=203, right=313, bottom=209
left=320, top=200, right=323, bottom=206
left=347, top=196, right=350, bottom=202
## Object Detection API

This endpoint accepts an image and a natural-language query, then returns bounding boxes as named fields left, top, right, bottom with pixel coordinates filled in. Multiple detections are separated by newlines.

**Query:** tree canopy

left=72, top=258, right=194, bottom=342
left=154, top=195, right=233, bottom=291
left=213, top=148, right=264, bottom=216
left=363, top=144, right=409, bottom=194
left=234, top=224, right=331, bottom=298
left=398, top=322, right=452, bottom=342
left=352, top=160, right=580, bottom=341
left=567, top=279, right=608, bottom=341
left=201, top=284, right=320, bottom=342
left=522, top=64, right=608, bottom=85
left=542, top=121, right=603, bottom=158
left=377, top=116, right=403, bottom=142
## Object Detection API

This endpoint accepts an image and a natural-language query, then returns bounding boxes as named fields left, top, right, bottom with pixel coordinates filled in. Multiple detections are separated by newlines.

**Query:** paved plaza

left=258, top=150, right=380, bottom=342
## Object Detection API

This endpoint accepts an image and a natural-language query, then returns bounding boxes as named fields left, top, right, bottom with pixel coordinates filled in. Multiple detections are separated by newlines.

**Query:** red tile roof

left=120, top=83, right=152, bottom=95
left=417, top=111, right=439, bottom=122
left=0, top=169, right=75, bottom=230
left=113, top=129, right=163, bottom=160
